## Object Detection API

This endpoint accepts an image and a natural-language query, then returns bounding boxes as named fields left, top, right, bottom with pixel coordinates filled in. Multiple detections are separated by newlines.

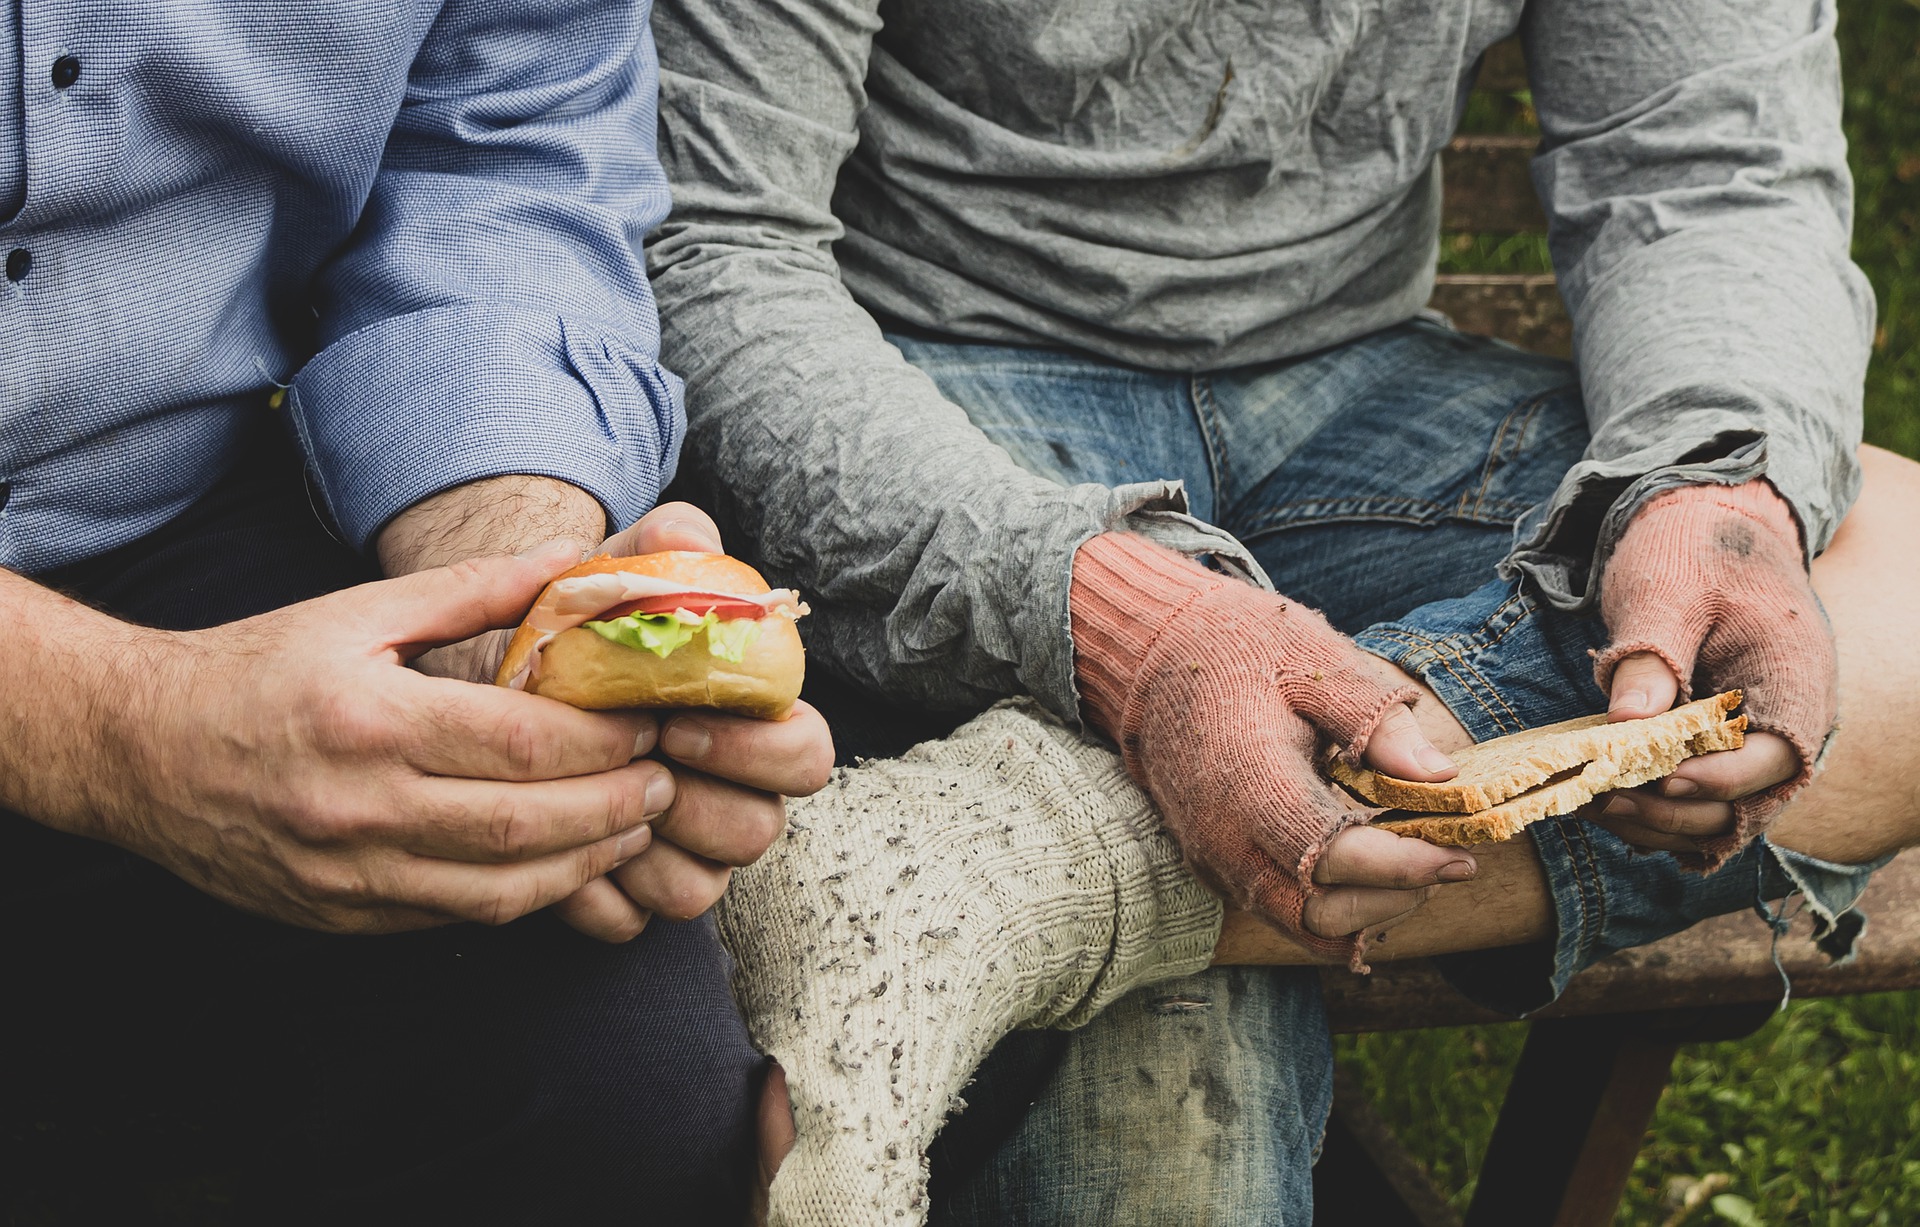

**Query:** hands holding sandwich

left=0, top=479, right=828, bottom=942
left=1070, top=532, right=1474, bottom=960
left=378, top=478, right=832, bottom=943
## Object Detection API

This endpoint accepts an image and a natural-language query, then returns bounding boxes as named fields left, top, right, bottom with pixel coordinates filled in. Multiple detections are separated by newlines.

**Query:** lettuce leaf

left=585, top=612, right=764, bottom=663
left=703, top=617, right=763, bottom=663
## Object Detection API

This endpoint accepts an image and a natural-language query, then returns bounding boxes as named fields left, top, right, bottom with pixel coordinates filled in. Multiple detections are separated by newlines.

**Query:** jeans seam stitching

left=1188, top=375, right=1231, bottom=512
left=1469, top=393, right=1549, bottom=519
left=1550, top=820, right=1598, bottom=968
left=1362, top=628, right=1524, bottom=733
left=1570, top=820, right=1607, bottom=964
left=1238, top=495, right=1539, bottom=538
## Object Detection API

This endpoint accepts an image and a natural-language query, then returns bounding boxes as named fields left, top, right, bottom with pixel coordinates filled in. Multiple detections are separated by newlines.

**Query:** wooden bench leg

left=1463, top=1005, right=1776, bottom=1227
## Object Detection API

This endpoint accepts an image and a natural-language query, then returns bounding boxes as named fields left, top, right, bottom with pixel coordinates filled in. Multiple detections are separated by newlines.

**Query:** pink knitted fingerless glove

left=1594, top=480, right=1838, bottom=868
left=1071, top=532, right=1419, bottom=965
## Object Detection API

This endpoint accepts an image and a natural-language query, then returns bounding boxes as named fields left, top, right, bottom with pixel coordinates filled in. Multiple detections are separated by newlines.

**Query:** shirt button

left=4, top=249, right=29, bottom=282
left=51, top=56, right=81, bottom=89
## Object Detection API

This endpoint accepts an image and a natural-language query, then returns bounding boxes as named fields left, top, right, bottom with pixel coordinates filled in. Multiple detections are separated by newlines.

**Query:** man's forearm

left=375, top=475, right=608, bottom=578
left=0, top=568, right=162, bottom=835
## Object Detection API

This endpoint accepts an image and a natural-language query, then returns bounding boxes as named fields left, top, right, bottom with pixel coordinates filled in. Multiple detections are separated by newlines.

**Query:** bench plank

left=1475, top=38, right=1529, bottom=94
left=1440, top=135, right=1544, bottom=233
left=1428, top=273, right=1571, bottom=357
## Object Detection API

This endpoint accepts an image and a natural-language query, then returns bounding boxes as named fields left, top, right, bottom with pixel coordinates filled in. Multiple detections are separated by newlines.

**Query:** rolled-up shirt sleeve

left=287, top=0, right=683, bottom=550
left=1505, top=0, right=1874, bottom=607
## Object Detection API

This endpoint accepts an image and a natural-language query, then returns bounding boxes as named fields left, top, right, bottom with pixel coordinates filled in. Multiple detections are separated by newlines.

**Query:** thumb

left=1606, top=650, right=1682, bottom=722
left=368, top=539, right=585, bottom=659
left=1359, top=702, right=1457, bottom=781
left=602, top=501, right=725, bottom=557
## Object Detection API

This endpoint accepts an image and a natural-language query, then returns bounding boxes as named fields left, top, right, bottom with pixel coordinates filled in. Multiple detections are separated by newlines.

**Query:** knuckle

left=308, top=690, right=395, bottom=755
left=473, top=880, right=543, bottom=927
left=281, top=795, right=376, bottom=849
left=735, top=796, right=788, bottom=864
left=656, top=872, right=725, bottom=922
left=481, top=798, right=539, bottom=860
left=603, top=910, right=651, bottom=943
left=796, top=739, right=836, bottom=796
left=490, top=709, right=557, bottom=779
left=442, top=556, right=493, bottom=587
left=290, top=856, right=378, bottom=907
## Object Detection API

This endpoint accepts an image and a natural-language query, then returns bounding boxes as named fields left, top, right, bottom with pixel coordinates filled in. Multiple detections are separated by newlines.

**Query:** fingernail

left=661, top=517, right=720, bottom=549
left=661, top=718, right=712, bottom=762
left=1662, top=777, right=1699, bottom=798
left=1610, top=689, right=1649, bottom=715
left=643, top=772, right=675, bottom=816
left=1414, top=744, right=1455, bottom=775
left=1438, top=859, right=1476, bottom=883
left=1603, top=795, right=1638, bottom=817
left=632, top=722, right=659, bottom=760
left=616, top=825, right=652, bottom=861
left=517, top=538, right=582, bottom=563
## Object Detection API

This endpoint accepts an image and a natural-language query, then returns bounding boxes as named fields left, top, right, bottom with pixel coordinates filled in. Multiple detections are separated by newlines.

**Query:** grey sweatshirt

left=648, top=0, right=1873, bottom=719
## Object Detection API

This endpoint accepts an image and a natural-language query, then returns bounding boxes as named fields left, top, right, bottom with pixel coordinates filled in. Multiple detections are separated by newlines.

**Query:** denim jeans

left=887, top=319, right=1882, bottom=1226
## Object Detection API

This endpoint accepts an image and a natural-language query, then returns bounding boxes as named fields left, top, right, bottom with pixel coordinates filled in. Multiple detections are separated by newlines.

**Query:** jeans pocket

left=1234, top=371, right=1589, bottom=542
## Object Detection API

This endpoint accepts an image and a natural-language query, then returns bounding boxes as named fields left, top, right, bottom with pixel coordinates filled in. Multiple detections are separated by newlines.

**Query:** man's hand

left=549, top=505, right=834, bottom=940
left=1071, top=532, right=1469, bottom=963
left=377, top=474, right=611, bottom=683
left=10, top=543, right=669, bottom=934
left=378, top=475, right=833, bottom=940
left=1592, top=480, right=1837, bottom=863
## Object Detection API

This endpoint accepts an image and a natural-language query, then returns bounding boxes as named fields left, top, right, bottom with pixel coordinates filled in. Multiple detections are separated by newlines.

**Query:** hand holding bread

left=1070, top=533, right=1470, bottom=968
left=1593, top=480, right=1836, bottom=867
left=496, top=550, right=807, bottom=719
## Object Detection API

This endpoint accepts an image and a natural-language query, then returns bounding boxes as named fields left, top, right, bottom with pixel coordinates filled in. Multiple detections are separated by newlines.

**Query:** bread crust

left=1372, top=714, right=1746, bottom=846
left=1328, top=690, right=1743, bottom=813
left=495, top=552, right=805, bottom=718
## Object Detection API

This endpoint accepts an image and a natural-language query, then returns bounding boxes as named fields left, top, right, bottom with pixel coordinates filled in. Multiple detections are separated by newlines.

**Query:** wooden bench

left=1310, top=41, right=1920, bottom=1227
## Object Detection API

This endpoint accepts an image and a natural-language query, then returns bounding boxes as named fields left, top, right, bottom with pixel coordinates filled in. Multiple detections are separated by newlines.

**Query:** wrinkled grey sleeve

left=646, top=0, right=1258, bottom=718
left=1508, top=0, right=1874, bottom=606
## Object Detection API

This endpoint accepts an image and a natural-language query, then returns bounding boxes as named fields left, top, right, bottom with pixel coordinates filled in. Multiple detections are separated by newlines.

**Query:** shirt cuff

left=1051, top=479, right=1271, bottom=726
left=287, top=305, right=685, bottom=551
left=1499, top=420, right=1854, bottom=611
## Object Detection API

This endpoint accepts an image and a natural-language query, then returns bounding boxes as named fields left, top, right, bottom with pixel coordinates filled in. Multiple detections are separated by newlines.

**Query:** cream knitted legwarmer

left=717, top=699, right=1224, bottom=1226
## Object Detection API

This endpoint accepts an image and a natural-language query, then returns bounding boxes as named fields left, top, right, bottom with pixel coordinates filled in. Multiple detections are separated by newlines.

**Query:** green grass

left=1370, top=13, right=1920, bottom=1219
left=1339, top=993, right=1920, bottom=1225
left=1841, top=0, right=1920, bottom=457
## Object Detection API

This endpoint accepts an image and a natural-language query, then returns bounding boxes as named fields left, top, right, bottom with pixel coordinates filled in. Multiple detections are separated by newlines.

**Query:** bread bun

left=496, top=552, right=804, bottom=719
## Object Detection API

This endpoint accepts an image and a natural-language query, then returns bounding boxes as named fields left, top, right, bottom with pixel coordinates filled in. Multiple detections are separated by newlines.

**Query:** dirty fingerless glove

left=1070, top=531, right=1419, bottom=965
left=1594, top=480, right=1838, bottom=868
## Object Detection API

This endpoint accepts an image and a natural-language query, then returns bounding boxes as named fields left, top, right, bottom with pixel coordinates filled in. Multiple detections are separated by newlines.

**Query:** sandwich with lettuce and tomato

left=495, top=552, right=807, bottom=718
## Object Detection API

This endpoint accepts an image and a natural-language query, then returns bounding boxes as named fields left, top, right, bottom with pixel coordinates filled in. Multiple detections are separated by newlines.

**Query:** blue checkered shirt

left=0, top=0, right=683, bottom=574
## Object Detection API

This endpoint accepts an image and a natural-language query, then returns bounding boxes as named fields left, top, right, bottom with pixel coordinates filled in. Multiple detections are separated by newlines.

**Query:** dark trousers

left=4, top=426, right=763, bottom=1224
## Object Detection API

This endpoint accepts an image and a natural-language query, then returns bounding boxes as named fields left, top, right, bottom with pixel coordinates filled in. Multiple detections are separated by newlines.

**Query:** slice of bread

left=1329, top=690, right=1744, bottom=813
left=1370, top=713, right=1747, bottom=846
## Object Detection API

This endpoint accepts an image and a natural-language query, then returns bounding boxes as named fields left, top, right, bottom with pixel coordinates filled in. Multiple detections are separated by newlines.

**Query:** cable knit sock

left=1071, top=531, right=1421, bottom=965
left=1595, top=480, right=1838, bottom=867
left=718, top=700, right=1223, bottom=1227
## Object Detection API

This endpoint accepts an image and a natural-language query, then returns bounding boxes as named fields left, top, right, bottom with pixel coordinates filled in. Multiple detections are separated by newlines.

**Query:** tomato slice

left=598, top=593, right=767, bottom=621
